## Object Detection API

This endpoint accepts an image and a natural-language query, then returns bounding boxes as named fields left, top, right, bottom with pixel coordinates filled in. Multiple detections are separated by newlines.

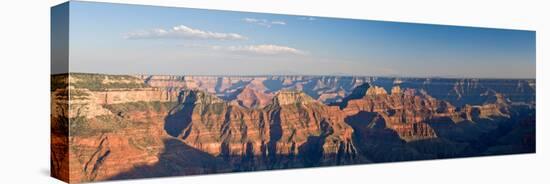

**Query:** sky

left=63, top=1, right=536, bottom=78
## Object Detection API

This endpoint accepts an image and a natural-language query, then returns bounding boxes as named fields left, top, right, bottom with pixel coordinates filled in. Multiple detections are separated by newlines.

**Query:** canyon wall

left=51, top=73, right=535, bottom=183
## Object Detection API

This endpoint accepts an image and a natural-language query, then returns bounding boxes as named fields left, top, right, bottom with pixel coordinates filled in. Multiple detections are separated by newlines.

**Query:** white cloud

left=271, top=21, right=286, bottom=25
left=243, top=18, right=261, bottom=23
left=242, top=18, right=286, bottom=27
left=299, top=17, right=317, bottom=21
left=124, top=25, right=247, bottom=40
left=215, top=44, right=307, bottom=55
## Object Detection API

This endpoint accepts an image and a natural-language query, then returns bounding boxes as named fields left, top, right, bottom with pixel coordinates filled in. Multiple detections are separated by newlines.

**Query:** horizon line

left=52, top=72, right=536, bottom=80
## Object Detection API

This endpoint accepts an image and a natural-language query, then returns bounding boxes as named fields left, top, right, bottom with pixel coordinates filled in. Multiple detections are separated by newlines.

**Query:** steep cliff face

left=343, top=85, right=439, bottom=142
left=339, top=84, right=530, bottom=162
left=165, top=90, right=362, bottom=169
left=59, top=74, right=180, bottom=182
left=341, top=84, right=515, bottom=142
left=263, top=91, right=360, bottom=166
left=51, top=74, right=70, bottom=182
left=66, top=99, right=174, bottom=182
left=55, top=73, right=535, bottom=183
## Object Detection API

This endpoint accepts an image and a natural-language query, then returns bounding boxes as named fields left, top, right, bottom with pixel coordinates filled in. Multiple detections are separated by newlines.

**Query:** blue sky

left=65, top=1, right=535, bottom=78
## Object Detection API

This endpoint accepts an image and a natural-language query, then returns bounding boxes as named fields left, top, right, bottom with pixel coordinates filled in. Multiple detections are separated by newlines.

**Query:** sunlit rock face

left=166, top=89, right=361, bottom=169
left=54, top=73, right=535, bottom=183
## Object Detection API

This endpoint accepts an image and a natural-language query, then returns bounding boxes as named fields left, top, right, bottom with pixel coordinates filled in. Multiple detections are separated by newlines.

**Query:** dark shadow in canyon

left=426, top=109, right=536, bottom=156
left=164, top=91, right=196, bottom=137
left=344, top=109, right=536, bottom=162
left=266, top=109, right=283, bottom=168
left=263, top=79, right=284, bottom=93
left=107, top=137, right=361, bottom=181
left=109, top=138, right=231, bottom=180
left=338, top=83, right=370, bottom=109
left=107, top=110, right=535, bottom=182
left=297, top=120, right=332, bottom=167
left=297, top=135, right=324, bottom=167
left=344, top=111, right=425, bottom=162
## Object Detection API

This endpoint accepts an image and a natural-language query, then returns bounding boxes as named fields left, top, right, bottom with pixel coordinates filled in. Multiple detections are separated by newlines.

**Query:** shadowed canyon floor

left=51, top=73, right=535, bottom=183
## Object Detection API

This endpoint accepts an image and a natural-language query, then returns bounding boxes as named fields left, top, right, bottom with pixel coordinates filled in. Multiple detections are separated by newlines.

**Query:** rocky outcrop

left=233, top=80, right=274, bottom=108
left=56, top=74, right=178, bottom=182
left=365, top=86, right=388, bottom=96
left=65, top=100, right=171, bottom=182
left=51, top=74, right=70, bottom=182
left=166, top=90, right=362, bottom=169
left=341, top=84, right=512, bottom=142
left=342, top=85, right=439, bottom=141
left=265, top=90, right=360, bottom=166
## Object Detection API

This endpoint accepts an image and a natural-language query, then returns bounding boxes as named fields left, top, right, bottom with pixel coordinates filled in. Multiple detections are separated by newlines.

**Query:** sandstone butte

left=51, top=73, right=536, bottom=183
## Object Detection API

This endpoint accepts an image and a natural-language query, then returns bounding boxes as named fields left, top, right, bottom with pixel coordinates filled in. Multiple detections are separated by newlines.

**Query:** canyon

left=51, top=73, right=536, bottom=183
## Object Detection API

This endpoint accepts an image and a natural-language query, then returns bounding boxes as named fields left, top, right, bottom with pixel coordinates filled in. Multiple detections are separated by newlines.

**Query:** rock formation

left=166, top=89, right=362, bottom=169
left=51, top=73, right=536, bottom=183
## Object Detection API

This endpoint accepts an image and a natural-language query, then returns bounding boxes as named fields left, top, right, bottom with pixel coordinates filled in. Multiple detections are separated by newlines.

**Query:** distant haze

left=62, top=1, right=535, bottom=79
